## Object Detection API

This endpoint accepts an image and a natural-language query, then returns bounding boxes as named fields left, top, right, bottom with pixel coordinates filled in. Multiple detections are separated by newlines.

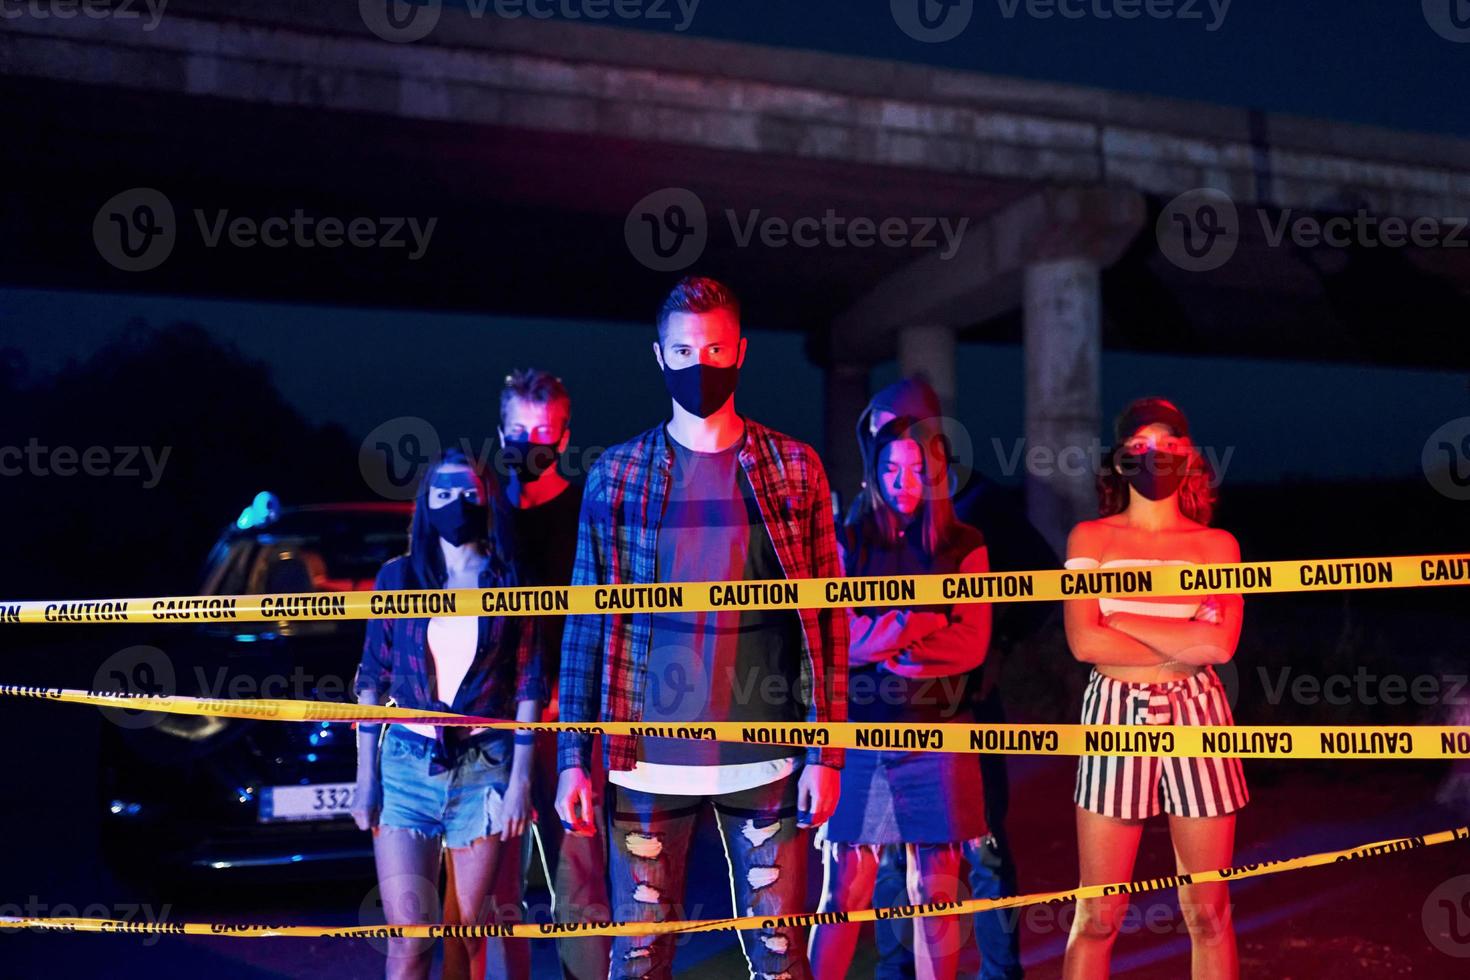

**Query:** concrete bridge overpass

left=4, top=0, right=1469, bottom=547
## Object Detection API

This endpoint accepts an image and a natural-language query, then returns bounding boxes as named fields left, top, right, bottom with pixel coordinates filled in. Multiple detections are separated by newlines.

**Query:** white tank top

left=402, top=616, right=486, bottom=738
left=1063, top=557, right=1201, bottom=619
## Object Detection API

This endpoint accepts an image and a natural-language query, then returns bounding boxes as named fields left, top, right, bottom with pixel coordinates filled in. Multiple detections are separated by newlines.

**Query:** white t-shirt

left=608, top=756, right=798, bottom=796
left=402, top=616, right=488, bottom=738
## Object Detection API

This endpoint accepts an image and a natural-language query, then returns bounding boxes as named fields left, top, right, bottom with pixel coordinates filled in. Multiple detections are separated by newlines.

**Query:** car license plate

left=259, top=783, right=356, bottom=822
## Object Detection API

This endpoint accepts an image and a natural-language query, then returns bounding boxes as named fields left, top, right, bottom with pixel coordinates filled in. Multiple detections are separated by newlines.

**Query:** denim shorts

left=378, top=726, right=513, bottom=848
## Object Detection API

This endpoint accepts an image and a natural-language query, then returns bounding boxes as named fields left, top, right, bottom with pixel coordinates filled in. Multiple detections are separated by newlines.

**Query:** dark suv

left=99, top=499, right=410, bottom=880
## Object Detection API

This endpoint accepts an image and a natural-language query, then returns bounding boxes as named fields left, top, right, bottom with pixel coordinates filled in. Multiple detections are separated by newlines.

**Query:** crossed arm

left=1063, top=524, right=1244, bottom=668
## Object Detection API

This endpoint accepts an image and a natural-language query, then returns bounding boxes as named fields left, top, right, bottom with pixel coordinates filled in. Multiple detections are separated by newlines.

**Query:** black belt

left=391, top=720, right=507, bottom=775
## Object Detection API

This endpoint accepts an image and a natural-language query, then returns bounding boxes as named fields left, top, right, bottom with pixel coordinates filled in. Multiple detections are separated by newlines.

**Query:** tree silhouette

left=0, top=321, right=359, bottom=598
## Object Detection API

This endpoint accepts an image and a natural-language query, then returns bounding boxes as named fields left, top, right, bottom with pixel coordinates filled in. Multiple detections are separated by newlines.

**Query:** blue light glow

left=236, top=491, right=280, bottom=530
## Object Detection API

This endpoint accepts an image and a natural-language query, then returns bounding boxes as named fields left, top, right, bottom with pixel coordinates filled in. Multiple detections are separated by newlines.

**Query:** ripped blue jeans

left=608, top=775, right=811, bottom=980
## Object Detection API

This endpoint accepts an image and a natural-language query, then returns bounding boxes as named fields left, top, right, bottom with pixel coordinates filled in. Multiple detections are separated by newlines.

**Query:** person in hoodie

left=811, top=412, right=991, bottom=980
left=846, top=377, right=1024, bottom=980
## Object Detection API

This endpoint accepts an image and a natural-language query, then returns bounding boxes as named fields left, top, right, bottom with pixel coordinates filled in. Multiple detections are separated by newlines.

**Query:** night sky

left=2, top=0, right=1468, bottom=492
left=597, top=0, right=1470, bottom=138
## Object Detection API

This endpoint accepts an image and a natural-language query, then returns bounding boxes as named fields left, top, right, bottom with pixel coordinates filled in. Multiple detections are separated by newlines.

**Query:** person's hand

left=797, top=764, right=840, bottom=829
left=870, top=609, right=908, bottom=647
left=351, top=771, right=381, bottom=832
left=556, top=767, right=597, bottom=837
left=499, top=774, right=535, bottom=841
left=1193, top=596, right=1224, bottom=625
left=849, top=610, right=908, bottom=666
left=898, top=610, right=949, bottom=645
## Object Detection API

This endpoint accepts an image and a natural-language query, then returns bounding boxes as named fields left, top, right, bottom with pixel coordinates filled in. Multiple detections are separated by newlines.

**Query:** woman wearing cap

left=1062, top=398, right=1246, bottom=979
left=351, top=447, right=543, bottom=980
left=810, top=415, right=991, bottom=980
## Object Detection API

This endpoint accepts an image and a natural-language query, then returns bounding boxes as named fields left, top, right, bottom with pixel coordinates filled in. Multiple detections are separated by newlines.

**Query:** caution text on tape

left=2, top=554, right=1467, bottom=625
left=5, top=686, right=1469, bottom=759
left=2, top=825, right=1465, bottom=939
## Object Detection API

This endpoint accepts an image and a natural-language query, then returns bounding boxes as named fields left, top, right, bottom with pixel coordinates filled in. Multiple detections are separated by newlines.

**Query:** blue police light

left=236, top=491, right=281, bottom=530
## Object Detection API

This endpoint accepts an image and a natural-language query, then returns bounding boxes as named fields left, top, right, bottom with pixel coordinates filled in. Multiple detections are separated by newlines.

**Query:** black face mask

left=428, top=496, right=487, bottom=546
left=1118, top=449, right=1191, bottom=501
left=661, top=356, right=740, bottom=418
left=500, top=438, right=561, bottom=483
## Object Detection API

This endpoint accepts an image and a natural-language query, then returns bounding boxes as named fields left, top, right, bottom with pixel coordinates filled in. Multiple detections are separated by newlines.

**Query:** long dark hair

left=848, top=415, right=958, bottom=568
left=407, top=447, right=513, bottom=589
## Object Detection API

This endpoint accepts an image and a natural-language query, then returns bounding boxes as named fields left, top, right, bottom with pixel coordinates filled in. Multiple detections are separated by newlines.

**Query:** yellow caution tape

left=1, top=553, right=1466, bottom=625
left=2, top=825, right=1465, bottom=939
left=5, top=686, right=1468, bottom=759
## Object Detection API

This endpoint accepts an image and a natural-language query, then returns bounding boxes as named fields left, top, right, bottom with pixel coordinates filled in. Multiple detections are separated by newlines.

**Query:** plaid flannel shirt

left=557, top=417, right=848, bottom=773
left=356, top=556, right=544, bottom=719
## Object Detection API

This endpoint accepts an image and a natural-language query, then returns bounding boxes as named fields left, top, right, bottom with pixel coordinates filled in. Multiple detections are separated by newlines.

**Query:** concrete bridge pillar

left=1023, top=258, right=1102, bottom=556
left=898, top=324, right=957, bottom=416
left=831, top=185, right=1145, bottom=551
left=823, top=359, right=872, bottom=509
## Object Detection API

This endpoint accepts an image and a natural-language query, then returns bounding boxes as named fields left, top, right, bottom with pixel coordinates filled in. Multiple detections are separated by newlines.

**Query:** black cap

left=1114, top=397, right=1189, bottom=444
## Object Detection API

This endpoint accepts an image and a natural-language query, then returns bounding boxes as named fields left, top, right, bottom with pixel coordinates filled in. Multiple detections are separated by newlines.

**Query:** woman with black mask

left=352, top=448, right=543, bottom=980
left=810, top=415, right=992, bottom=980
left=1062, top=398, right=1246, bottom=979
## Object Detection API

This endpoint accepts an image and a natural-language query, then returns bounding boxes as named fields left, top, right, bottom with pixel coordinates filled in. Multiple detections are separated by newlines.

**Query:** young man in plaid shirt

left=555, top=276, right=848, bottom=979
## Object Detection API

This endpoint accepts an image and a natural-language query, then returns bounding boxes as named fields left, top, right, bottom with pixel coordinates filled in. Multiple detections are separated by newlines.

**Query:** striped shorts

left=1074, top=667, right=1249, bottom=820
